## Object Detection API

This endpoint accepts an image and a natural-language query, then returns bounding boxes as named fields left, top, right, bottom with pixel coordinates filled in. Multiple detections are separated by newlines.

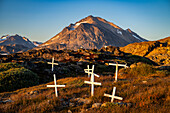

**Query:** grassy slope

left=0, top=64, right=169, bottom=113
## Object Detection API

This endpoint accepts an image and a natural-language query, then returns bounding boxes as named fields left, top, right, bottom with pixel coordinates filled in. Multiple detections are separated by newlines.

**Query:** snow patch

left=75, top=21, right=88, bottom=27
left=132, top=35, right=143, bottom=42
left=0, top=35, right=9, bottom=41
left=34, top=44, right=39, bottom=46
left=69, top=21, right=89, bottom=31
left=117, top=29, right=123, bottom=35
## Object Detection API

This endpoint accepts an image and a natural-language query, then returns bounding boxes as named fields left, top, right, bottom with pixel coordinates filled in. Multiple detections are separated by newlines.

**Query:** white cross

left=47, top=74, right=65, bottom=97
left=47, top=57, right=58, bottom=71
left=104, top=87, right=123, bottom=102
left=84, top=65, right=94, bottom=77
left=84, top=73, right=101, bottom=96
left=109, top=63, right=128, bottom=82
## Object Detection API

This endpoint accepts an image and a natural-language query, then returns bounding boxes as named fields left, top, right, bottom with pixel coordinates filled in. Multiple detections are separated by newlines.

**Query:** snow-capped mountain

left=0, top=34, right=35, bottom=48
left=0, top=34, right=36, bottom=54
left=38, top=15, right=147, bottom=50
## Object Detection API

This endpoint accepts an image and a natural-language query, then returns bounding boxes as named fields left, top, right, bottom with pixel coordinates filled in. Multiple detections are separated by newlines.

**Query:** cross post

left=47, top=57, right=58, bottom=71
left=47, top=74, right=65, bottom=97
left=109, top=63, right=128, bottom=82
left=84, top=65, right=94, bottom=77
left=84, top=73, right=101, bottom=96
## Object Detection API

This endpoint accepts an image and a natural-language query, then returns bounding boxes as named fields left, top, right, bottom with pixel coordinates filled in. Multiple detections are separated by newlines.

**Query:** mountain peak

left=15, top=34, right=20, bottom=36
left=38, top=16, right=147, bottom=50
left=87, top=15, right=94, bottom=18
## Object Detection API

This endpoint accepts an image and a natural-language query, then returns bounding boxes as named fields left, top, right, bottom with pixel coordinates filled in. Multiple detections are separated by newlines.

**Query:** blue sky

left=0, top=0, right=170, bottom=42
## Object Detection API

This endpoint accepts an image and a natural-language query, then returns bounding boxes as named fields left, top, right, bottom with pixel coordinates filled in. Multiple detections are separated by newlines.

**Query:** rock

left=68, top=110, right=72, bottom=113
left=130, top=62, right=145, bottom=68
left=73, top=98, right=92, bottom=105
left=92, top=103, right=102, bottom=108
left=101, top=102, right=132, bottom=108
left=115, top=102, right=133, bottom=107
left=0, top=99, right=13, bottom=103
left=101, top=103, right=107, bottom=107
left=30, top=90, right=39, bottom=95
left=126, top=103, right=132, bottom=107
left=130, top=63, right=137, bottom=68
left=142, top=81, right=147, bottom=83
left=69, top=102, right=75, bottom=107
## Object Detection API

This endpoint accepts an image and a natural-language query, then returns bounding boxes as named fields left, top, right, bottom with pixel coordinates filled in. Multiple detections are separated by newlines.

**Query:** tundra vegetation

left=0, top=62, right=169, bottom=113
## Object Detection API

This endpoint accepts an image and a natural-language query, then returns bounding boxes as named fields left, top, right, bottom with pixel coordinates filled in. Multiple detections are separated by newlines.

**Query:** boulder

left=92, top=103, right=102, bottom=108
left=73, top=98, right=92, bottom=105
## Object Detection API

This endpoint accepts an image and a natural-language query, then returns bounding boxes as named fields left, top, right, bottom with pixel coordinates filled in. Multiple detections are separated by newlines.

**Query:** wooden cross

left=84, top=65, right=94, bottom=77
left=109, top=63, right=128, bottom=82
left=47, top=74, right=65, bottom=97
left=84, top=73, right=101, bottom=96
left=104, top=87, right=123, bottom=102
left=47, top=57, right=58, bottom=71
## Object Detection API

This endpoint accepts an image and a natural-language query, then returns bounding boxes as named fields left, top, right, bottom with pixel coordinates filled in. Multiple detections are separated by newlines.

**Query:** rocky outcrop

left=120, top=37, right=170, bottom=65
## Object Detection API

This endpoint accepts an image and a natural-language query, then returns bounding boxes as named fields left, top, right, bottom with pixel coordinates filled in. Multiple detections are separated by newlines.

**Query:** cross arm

left=113, top=96, right=123, bottom=100
left=84, top=81, right=101, bottom=85
left=47, top=85, right=65, bottom=87
left=84, top=69, right=93, bottom=71
left=109, top=63, right=128, bottom=68
left=104, top=93, right=112, bottom=98
left=47, top=62, right=59, bottom=65
left=84, top=71, right=100, bottom=78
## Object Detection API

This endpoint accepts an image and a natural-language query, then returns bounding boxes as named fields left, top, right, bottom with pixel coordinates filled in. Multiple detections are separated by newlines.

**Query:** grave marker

left=84, top=73, right=101, bottom=96
left=47, top=74, right=65, bottom=97
left=47, top=57, right=58, bottom=71
left=109, top=63, right=128, bottom=82
left=84, top=65, right=94, bottom=77
left=104, top=87, right=123, bottom=102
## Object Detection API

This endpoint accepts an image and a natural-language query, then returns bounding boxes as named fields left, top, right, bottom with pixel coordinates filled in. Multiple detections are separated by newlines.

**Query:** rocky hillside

left=38, top=15, right=147, bottom=50
left=0, top=34, right=36, bottom=54
left=120, top=36, right=170, bottom=65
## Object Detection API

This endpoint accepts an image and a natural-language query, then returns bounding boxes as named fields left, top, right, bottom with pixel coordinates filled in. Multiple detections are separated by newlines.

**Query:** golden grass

left=0, top=66, right=169, bottom=113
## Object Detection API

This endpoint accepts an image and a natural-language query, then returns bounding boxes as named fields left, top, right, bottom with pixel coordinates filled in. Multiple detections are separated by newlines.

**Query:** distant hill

left=38, top=15, right=147, bottom=50
left=0, top=34, right=36, bottom=55
left=120, top=36, right=170, bottom=65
